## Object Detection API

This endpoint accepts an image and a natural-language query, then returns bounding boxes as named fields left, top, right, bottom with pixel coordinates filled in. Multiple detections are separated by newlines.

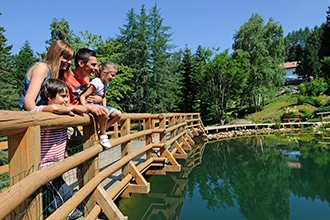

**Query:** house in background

left=279, top=61, right=301, bottom=85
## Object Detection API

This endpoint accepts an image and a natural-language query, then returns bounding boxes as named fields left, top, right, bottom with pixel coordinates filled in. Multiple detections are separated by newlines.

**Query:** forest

left=1, top=4, right=330, bottom=126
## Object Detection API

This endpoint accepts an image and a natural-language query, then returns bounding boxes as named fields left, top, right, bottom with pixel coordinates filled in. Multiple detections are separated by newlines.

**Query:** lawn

left=245, top=94, right=320, bottom=123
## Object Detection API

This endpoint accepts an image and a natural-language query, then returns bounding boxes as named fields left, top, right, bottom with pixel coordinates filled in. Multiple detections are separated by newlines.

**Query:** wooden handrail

left=0, top=110, right=204, bottom=219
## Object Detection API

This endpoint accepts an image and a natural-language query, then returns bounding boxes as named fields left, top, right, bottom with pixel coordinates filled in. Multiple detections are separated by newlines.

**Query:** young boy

left=36, top=78, right=86, bottom=219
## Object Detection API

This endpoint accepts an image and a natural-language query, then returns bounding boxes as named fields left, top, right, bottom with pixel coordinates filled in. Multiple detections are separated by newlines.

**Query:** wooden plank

left=174, top=154, right=188, bottom=159
left=94, top=185, right=128, bottom=220
left=128, top=161, right=148, bottom=186
left=181, top=136, right=192, bottom=151
left=121, top=162, right=150, bottom=196
left=161, top=148, right=181, bottom=172
left=185, top=132, right=195, bottom=145
left=174, top=141, right=188, bottom=156
left=125, top=183, right=149, bottom=194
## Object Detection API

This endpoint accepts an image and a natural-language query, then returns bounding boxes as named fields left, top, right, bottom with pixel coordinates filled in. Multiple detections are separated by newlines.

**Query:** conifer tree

left=117, top=6, right=150, bottom=113
left=146, top=4, right=176, bottom=113
left=0, top=23, right=18, bottom=110
left=297, top=26, right=322, bottom=78
left=13, top=41, right=39, bottom=90
left=46, top=18, right=76, bottom=47
left=117, top=4, right=178, bottom=113
left=179, top=46, right=196, bottom=112
left=193, top=46, right=212, bottom=122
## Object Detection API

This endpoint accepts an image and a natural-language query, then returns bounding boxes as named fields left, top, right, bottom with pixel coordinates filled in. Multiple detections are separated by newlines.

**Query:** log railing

left=0, top=110, right=205, bottom=219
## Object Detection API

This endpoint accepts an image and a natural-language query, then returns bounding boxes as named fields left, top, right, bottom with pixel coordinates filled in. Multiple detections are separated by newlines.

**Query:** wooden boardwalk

left=204, top=121, right=324, bottom=134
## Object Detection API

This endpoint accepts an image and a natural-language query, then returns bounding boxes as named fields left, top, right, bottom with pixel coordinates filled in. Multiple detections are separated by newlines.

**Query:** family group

left=19, top=40, right=122, bottom=218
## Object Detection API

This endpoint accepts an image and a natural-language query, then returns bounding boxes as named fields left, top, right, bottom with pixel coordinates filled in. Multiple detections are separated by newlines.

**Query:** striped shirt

left=36, top=106, right=67, bottom=168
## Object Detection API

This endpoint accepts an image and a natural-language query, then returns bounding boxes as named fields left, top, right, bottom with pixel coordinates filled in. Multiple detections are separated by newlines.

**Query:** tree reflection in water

left=117, top=134, right=330, bottom=220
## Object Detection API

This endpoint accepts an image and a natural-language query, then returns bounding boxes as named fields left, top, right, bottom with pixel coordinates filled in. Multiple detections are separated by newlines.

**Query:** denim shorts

left=104, top=105, right=116, bottom=116
left=86, top=103, right=116, bottom=116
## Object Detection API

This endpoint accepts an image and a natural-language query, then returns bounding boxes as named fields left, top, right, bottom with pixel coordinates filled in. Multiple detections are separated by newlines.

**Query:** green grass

left=245, top=94, right=318, bottom=123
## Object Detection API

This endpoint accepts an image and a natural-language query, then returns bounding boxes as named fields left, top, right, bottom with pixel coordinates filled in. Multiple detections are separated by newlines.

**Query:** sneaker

left=100, top=135, right=111, bottom=148
left=68, top=208, right=83, bottom=219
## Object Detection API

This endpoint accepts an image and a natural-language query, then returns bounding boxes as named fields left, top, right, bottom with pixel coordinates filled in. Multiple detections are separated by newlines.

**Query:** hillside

left=242, top=89, right=330, bottom=124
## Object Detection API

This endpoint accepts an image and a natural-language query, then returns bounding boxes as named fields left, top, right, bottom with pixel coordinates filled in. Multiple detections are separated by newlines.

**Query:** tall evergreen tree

left=179, top=46, right=196, bottom=112
left=13, top=41, right=40, bottom=90
left=116, top=4, right=178, bottom=113
left=193, top=45, right=213, bottom=122
left=297, top=26, right=322, bottom=78
left=146, top=4, right=176, bottom=113
left=117, top=6, right=150, bottom=113
left=0, top=23, right=18, bottom=110
left=284, top=28, right=310, bottom=62
left=45, top=18, right=76, bottom=47
left=167, top=50, right=184, bottom=112
left=319, top=10, right=330, bottom=84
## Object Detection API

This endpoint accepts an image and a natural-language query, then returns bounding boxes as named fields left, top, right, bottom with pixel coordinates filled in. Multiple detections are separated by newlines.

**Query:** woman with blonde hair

left=19, top=39, right=74, bottom=111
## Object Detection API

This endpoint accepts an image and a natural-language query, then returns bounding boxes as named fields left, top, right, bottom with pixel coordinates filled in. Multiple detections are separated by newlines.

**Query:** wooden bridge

left=0, top=110, right=206, bottom=220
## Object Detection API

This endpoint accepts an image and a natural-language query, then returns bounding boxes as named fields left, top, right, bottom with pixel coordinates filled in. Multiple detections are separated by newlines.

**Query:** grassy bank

left=243, top=94, right=330, bottom=123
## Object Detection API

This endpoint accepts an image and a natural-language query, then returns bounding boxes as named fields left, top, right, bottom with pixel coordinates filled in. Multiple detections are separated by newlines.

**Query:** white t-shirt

left=89, top=78, right=108, bottom=98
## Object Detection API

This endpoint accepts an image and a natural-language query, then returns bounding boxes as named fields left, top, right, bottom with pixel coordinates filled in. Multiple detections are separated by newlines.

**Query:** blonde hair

left=44, top=40, right=74, bottom=79
left=97, top=61, right=117, bottom=77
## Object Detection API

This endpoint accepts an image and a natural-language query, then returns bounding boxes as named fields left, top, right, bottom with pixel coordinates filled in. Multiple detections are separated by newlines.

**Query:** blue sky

left=2, top=0, right=330, bottom=54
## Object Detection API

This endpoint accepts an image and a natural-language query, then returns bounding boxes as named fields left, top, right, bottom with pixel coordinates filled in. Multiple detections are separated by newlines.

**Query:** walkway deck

left=204, top=121, right=323, bottom=134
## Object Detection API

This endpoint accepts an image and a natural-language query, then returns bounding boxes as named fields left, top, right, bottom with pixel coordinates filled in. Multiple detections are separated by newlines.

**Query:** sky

left=2, top=0, right=330, bottom=55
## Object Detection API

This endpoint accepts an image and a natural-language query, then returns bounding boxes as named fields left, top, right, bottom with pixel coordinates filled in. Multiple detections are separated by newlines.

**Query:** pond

left=116, top=133, right=330, bottom=220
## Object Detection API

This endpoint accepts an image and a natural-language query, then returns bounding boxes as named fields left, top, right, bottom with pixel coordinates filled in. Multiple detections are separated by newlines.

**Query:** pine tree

left=117, top=4, right=178, bottom=113
left=0, top=24, right=18, bottom=110
left=297, top=26, right=322, bottom=78
left=284, top=28, right=310, bottom=62
left=117, top=6, right=150, bottom=113
left=179, top=46, right=196, bottom=112
left=46, top=18, right=76, bottom=47
left=193, top=45, right=213, bottom=121
left=146, top=4, right=176, bottom=113
left=13, top=41, right=40, bottom=90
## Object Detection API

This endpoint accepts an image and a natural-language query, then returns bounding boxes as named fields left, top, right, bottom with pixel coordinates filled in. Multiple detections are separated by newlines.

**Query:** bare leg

left=98, top=115, right=108, bottom=135
left=106, top=110, right=122, bottom=129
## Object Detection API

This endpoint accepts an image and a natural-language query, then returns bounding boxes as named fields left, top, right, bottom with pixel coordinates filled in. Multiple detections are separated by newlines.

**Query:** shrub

left=299, top=78, right=327, bottom=96
left=297, top=95, right=323, bottom=107
left=314, top=105, right=330, bottom=114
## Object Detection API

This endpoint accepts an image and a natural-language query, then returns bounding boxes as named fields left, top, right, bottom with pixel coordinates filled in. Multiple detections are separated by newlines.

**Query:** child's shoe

left=100, top=135, right=111, bottom=148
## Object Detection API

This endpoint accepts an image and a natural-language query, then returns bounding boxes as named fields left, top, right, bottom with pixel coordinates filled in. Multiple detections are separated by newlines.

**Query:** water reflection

left=117, top=134, right=330, bottom=220
left=117, top=140, right=205, bottom=220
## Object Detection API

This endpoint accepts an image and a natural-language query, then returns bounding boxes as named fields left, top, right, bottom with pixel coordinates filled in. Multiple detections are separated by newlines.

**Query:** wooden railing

left=0, top=110, right=205, bottom=219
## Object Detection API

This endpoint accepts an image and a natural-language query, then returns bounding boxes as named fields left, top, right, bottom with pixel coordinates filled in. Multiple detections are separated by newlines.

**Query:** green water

left=117, top=134, right=330, bottom=220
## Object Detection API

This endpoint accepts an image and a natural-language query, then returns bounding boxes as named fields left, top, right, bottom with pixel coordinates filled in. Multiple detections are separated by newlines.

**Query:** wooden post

left=120, top=118, right=131, bottom=176
left=159, top=114, right=167, bottom=154
left=8, top=126, right=42, bottom=220
left=168, top=115, right=175, bottom=144
left=81, top=115, right=100, bottom=215
left=145, top=117, right=153, bottom=159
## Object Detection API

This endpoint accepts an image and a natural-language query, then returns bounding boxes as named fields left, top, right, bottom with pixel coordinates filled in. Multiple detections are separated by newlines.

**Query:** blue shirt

left=19, top=68, right=51, bottom=110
